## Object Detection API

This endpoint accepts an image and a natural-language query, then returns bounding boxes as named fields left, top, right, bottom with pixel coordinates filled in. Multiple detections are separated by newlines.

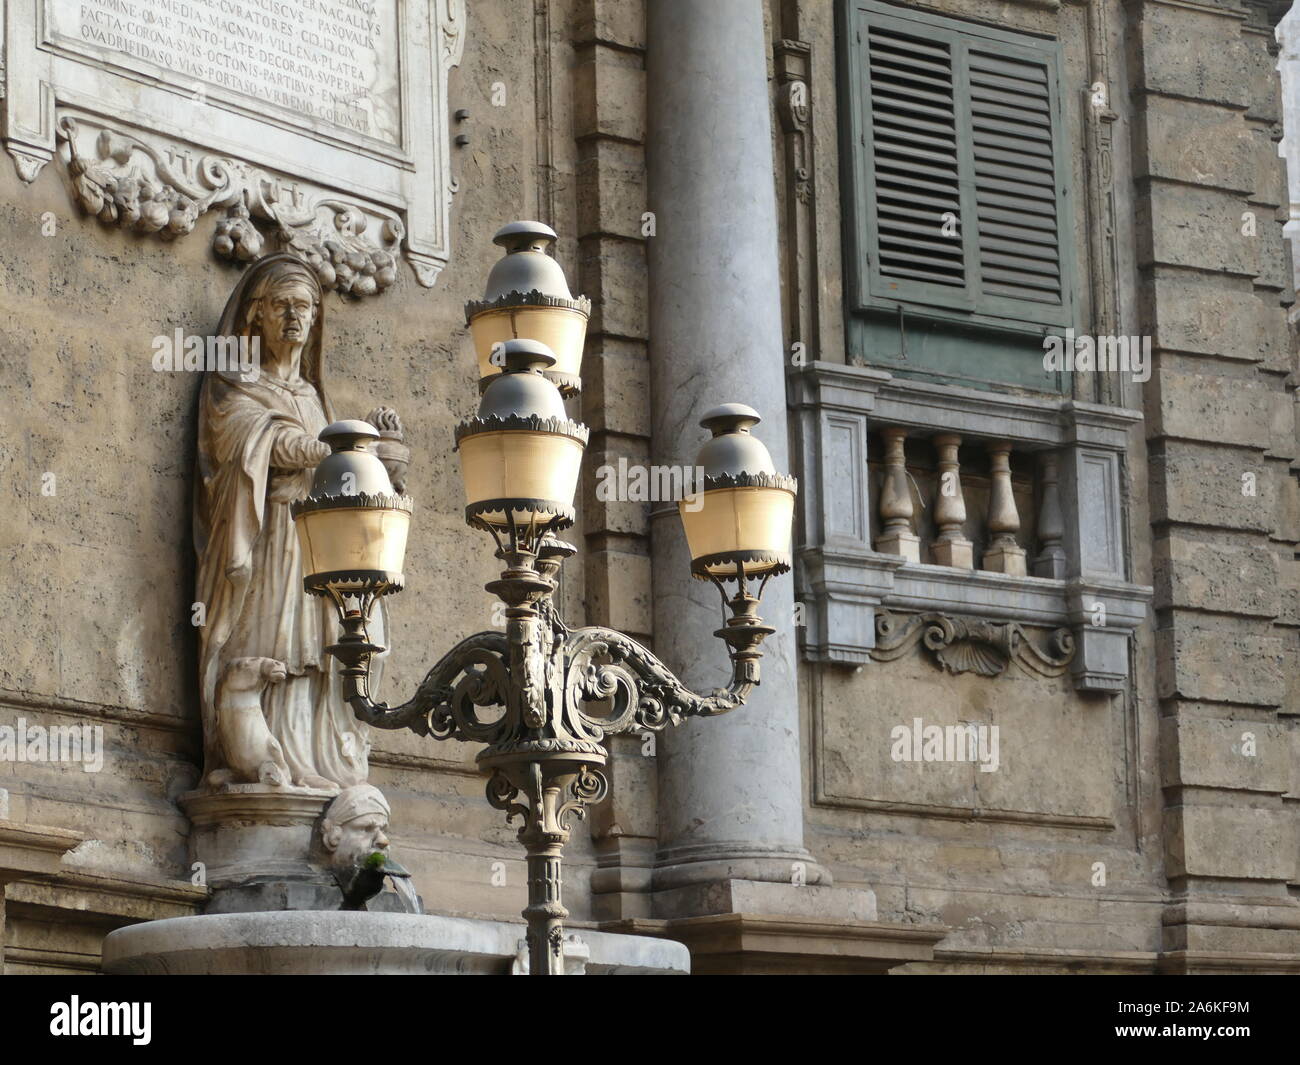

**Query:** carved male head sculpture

left=320, top=783, right=391, bottom=869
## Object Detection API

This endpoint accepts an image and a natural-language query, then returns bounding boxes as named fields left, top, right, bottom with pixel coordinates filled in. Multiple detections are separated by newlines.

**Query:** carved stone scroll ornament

left=57, top=116, right=405, bottom=297
left=871, top=611, right=1076, bottom=679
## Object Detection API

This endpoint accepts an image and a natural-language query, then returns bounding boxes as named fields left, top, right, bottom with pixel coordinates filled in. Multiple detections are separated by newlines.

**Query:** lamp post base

left=479, top=748, right=609, bottom=976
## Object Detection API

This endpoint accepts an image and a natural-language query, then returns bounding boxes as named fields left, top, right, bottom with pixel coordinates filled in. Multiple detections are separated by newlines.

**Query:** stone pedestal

left=931, top=537, right=974, bottom=569
left=181, top=788, right=338, bottom=911
left=876, top=529, right=922, bottom=563
left=981, top=541, right=1028, bottom=576
left=607, top=879, right=947, bottom=974
left=103, top=912, right=690, bottom=975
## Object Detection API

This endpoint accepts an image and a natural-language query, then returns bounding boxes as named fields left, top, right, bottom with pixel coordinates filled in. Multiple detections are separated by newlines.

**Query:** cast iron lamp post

left=291, top=224, right=796, bottom=975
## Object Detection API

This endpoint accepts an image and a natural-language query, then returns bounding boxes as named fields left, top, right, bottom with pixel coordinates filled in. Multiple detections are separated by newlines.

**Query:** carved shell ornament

left=872, top=611, right=1076, bottom=679
left=57, top=116, right=404, bottom=297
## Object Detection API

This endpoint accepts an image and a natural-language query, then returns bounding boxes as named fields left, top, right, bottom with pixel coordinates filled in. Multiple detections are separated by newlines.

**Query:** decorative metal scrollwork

left=562, top=627, right=749, bottom=740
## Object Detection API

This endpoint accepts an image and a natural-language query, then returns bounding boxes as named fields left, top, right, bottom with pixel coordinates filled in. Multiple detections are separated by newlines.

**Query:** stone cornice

left=0, top=820, right=85, bottom=883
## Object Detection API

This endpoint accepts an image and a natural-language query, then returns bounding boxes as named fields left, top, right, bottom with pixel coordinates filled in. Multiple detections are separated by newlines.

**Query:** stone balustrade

left=868, top=430, right=1068, bottom=580
left=789, top=362, right=1153, bottom=693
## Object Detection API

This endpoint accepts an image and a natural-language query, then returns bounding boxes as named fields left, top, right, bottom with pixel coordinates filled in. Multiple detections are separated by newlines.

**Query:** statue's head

left=257, top=275, right=318, bottom=349
left=244, top=260, right=322, bottom=369
left=320, top=784, right=391, bottom=869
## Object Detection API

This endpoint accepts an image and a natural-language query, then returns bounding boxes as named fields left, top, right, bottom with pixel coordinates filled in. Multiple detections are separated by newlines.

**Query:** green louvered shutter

left=864, top=22, right=970, bottom=301
left=846, top=2, right=1074, bottom=332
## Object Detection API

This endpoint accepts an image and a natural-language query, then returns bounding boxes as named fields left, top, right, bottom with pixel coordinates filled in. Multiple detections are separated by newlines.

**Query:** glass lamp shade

left=677, top=403, right=798, bottom=580
left=458, top=429, right=586, bottom=530
left=295, top=503, right=411, bottom=593
left=291, top=420, right=414, bottom=596
left=455, top=339, right=589, bottom=532
left=469, top=305, right=588, bottom=392
left=680, top=483, right=796, bottom=579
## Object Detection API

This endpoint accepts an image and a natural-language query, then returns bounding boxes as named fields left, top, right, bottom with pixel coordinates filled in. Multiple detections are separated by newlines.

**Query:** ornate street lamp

left=291, top=419, right=413, bottom=620
left=294, top=246, right=795, bottom=976
left=679, top=402, right=797, bottom=682
left=465, top=221, right=590, bottom=396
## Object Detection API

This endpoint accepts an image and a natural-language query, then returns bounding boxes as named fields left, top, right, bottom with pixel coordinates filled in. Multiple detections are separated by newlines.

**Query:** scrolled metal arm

left=329, top=615, right=512, bottom=742
left=561, top=625, right=757, bottom=740
left=326, top=555, right=776, bottom=753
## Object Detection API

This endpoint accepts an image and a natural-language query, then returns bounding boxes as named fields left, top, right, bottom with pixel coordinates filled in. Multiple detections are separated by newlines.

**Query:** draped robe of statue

left=194, top=254, right=383, bottom=792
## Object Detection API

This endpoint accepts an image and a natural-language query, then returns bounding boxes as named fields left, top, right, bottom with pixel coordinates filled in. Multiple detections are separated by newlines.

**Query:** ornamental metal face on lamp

left=465, top=221, right=591, bottom=396
left=308, top=221, right=796, bottom=975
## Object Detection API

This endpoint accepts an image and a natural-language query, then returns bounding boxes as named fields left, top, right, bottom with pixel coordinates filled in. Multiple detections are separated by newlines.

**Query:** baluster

left=875, top=426, right=920, bottom=562
left=930, top=433, right=973, bottom=569
left=982, top=440, right=1027, bottom=576
left=1033, top=450, right=1067, bottom=578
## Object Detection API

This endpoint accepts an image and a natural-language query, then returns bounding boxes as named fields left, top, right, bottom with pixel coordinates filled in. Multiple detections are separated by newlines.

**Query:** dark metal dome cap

left=481, top=219, right=573, bottom=302
left=492, top=220, right=558, bottom=250
left=694, top=403, right=795, bottom=492
left=498, top=337, right=557, bottom=373
left=296, top=420, right=404, bottom=505
left=320, top=418, right=379, bottom=448
left=701, top=403, right=762, bottom=435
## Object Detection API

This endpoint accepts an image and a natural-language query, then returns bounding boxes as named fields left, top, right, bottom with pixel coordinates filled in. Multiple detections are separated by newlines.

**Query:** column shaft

left=645, top=0, right=818, bottom=890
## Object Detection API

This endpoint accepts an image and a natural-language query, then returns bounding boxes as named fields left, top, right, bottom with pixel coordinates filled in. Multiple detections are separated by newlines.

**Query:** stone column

left=645, top=0, right=823, bottom=895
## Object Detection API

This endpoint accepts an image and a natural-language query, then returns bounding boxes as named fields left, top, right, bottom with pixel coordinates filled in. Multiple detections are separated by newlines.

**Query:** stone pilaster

left=1127, top=0, right=1300, bottom=970
left=571, top=1, right=658, bottom=921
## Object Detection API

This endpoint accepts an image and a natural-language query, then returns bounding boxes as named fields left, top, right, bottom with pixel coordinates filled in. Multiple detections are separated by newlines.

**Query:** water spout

left=339, top=851, right=418, bottom=912
left=390, top=873, right=422, bottom=914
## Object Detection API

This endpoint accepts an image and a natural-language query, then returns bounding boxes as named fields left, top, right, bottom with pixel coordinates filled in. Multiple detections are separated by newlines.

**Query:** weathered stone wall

left=1128, top=0, right=1300, bottom=969
left=3, top=0, right=1298, bottom=976
left=782, top=0, right=1298, bottom=973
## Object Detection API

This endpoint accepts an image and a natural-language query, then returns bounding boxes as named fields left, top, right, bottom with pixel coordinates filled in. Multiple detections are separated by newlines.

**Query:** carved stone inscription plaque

left=50, top=0, right=402, bottom=146
left=3, top=0, right=465, bottom=290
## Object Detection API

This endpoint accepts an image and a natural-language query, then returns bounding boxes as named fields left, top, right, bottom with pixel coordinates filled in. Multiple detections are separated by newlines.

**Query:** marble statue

left=194, top=253, right=405, bottom=795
